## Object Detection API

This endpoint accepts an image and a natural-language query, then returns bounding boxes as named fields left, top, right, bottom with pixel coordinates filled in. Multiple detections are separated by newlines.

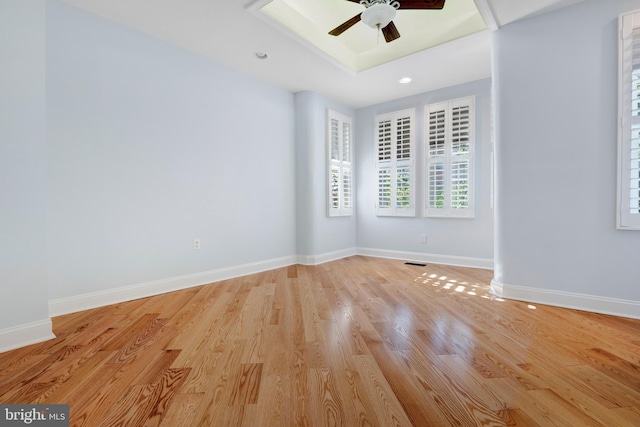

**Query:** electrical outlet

left=193, top=239, right=201, bottom=250
left=420, top=234, right=427, bottom=244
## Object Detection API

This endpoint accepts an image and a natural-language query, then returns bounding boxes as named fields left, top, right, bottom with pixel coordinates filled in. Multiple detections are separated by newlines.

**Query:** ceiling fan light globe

left=361, top=3, right=396, bottom=29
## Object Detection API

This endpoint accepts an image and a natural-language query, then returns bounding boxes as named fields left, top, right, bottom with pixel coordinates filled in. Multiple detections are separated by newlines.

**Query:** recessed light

left=255, top=52, right=269, bottom=60
left=399, top=77, right=412, bottom=84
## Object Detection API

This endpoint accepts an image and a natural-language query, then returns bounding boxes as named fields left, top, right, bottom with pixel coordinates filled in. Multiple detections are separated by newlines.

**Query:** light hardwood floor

left=1, top=256, right=639, bottom=426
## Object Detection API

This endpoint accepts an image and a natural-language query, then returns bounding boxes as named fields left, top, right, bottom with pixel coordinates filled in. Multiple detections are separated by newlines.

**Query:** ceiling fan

left=328, top=0, right=446, bottom=43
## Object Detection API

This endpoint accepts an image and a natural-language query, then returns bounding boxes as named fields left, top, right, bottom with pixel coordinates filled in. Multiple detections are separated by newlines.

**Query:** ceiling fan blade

left=382, top=21, right=401, bottom=42
left=329, top=13, right=362, bottom=36
left=397, top=0, right=445, bottom=10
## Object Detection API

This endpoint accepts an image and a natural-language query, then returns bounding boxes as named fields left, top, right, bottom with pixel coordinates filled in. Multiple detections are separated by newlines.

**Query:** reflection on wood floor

left=1, top=256, right=639, bottom=426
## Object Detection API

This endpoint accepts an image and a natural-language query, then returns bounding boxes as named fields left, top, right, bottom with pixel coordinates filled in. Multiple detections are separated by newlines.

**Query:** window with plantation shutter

left=618, top=10, right=640, bottom=230
left=327, top=110, right=353, bottom=217
left=375, top=109, right=415, bottom=216
left=425, top=97, right=475, bottom=218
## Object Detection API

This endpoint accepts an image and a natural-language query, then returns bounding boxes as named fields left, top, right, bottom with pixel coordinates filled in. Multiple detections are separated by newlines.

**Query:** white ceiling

left=60, top=0, right=586, bottom=109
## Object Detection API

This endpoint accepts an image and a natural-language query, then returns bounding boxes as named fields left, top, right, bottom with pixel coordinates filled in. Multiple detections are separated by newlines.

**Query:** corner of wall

left=0, top=319, right=55, bottom=354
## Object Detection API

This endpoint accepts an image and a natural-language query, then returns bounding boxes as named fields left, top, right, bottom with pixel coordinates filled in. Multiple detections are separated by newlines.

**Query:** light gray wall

left=0, top=0, right=50, bottom=330
left=355, top=79, right=494, bottom=262
left=46, top=1, right=297, bottom=300
left=493, top=0, right=640, bottom=300
left=295, top=91, right=357, bottom=258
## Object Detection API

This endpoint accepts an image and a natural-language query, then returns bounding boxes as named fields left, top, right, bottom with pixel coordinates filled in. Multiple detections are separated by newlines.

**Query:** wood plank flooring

left=1, top=256, right=639, bottom=426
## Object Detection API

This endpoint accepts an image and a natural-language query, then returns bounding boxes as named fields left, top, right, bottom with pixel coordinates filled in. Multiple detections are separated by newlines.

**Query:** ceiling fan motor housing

left=360, top=0, right=400, bottom=29
left=359, top=0, right=401, bottom=8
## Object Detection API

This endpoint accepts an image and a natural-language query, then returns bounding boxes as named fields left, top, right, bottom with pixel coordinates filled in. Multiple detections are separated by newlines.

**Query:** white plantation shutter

left=375, top=109, right=415, bottom=216
left=396, top=116, right=412, bottom=159
left=378, top=168, right=392, bottom=208
left=343, top=122, right=351, bottom=163
left=378, top=120, right=392, bottom=161
left=330, top=166, right=340, bottom=209
left=428, top=108, right=446, bottom=156
left=327, top=110, right=353, bottom=217
left=330, top=118, right=340, bottom=161
left=343, top=168, right=352, bottom=209
left=427, top=106, right=446, bottom=210
left=618, top=10, right=640, bottom=229
left=428, top=163, right=445, bottom=209
left=425, top=97, right=475, bottom=218
left=451, top=103, right=471, bottom=210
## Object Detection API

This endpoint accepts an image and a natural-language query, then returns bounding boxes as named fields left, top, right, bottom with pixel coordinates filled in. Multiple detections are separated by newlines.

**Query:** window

left=375, top=109, right=415, bottom=216
left=425, top=97, right=475, bottom=218
left=327, top=110, right=353, bottom=216
left=618, top=10, right=640, bottom=230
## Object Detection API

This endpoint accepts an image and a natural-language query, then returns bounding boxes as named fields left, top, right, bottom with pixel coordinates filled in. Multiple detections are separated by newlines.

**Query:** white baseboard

left=0, top=319, right=55, bottom=353
left=356, top=247, right=494, bottom=270
left=49, top=255, right=298, bottom=317
left=297, top=248, right=357, bottom=266
left=49, top=247, right=489, bottom=318
left=491, top=279, right=640, bottom=320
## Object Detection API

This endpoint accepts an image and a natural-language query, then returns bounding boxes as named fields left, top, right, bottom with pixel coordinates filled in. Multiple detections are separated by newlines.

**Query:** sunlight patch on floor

left=414, top=271, right=501, bottom=301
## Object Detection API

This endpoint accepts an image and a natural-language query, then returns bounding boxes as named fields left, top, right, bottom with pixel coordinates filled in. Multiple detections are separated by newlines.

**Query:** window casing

left=375, top=109, right=415, bottom=217
left=327, top=110, right=353, bottom=217
left=425, top=97, right=475, bottom=218
left=618, top=10, right=640, bottom=230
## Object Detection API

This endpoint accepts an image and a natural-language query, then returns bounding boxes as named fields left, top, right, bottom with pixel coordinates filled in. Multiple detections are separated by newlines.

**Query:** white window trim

left=424, top=96, right=476, bottom=218
left=327, top=109, right=353, bottom=217
left=618, top=10, right=640, bottom=230
left=374, top=108, right=415, bottom=217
